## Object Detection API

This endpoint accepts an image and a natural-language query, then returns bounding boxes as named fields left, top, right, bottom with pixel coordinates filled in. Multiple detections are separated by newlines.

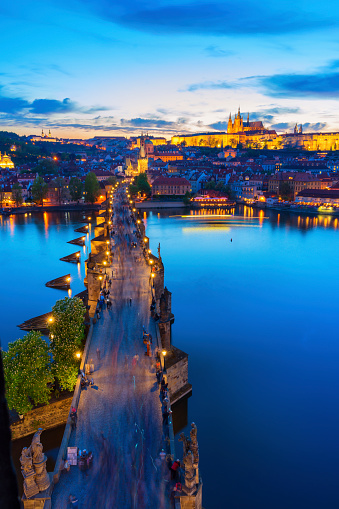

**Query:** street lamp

left=76, top=352, right=81, bottom=360
left=162, top=350, right=167, bottom=373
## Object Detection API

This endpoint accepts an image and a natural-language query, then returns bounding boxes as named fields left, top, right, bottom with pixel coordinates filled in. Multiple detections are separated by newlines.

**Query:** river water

left=1, top=207, right=339, bottom=508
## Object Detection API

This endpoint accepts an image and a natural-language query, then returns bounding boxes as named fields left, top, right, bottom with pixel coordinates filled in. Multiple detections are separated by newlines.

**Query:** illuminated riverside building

left=0, top=152, right=14, bottom=169
left=171, top=108, right=339, bottom=151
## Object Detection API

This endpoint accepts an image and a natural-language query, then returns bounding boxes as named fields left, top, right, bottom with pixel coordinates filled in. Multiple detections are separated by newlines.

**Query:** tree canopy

left=129, top=172, right=151, bottom=197
left=3, top=331, right=52, bottom=415
left=84, top=172, right=100, bottom=203
left=69, top=176, right=83, bottom=202
left=31, top=176, right=48, bottom=205
left=12, top=183, right=23, bottom=206
left=49, top=297, right=86, bottom=391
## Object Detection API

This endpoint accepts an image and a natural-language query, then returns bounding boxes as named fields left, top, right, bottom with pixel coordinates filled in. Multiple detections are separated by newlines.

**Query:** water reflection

left=0, top=211, right=96, bottom=349
left=144, top=204, right=339, bottom=509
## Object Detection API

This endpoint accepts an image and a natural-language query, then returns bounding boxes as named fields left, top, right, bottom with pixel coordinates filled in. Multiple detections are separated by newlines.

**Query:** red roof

left=152, top=177, right=190, bottom=186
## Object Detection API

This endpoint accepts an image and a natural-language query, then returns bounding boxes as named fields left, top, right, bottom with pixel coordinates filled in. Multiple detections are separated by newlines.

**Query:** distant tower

left=138, top=133, right=148, bottom=174
left=48, top=130, right=51, bottom=137
left=299, top=124, right=303, bottom=134
left=227, top=113, right=233, bottom=134
left=41, top=129, right=44, bottom=137
left=247, top=112, right=250, bottom=126
left=294, top=123, right=298, bottom=134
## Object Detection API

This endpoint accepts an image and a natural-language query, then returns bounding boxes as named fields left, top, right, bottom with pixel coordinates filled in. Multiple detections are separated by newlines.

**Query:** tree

left=3, top=331, right=51, bottom=415
left=107, top=175, right=117, bottom=186
left=69, top=177, right=83, bottom=202
left=31, top=176, right=48, bottom=205
left=49, top=297, right=86, bottom=391
left=204, top=181, right=216, bottom=190
left=183, top=191, right=192, bottom=205
left=34, top=159, right=58, bottom=175
left=12, top=182, right=23, bottom=206
left=280, top=182, right=293, bottom=201
left=135, top=172, right=151, bottom=197
left=84, top=172, right=100, bottom=203
left=53, top=176, right=68, bottom=204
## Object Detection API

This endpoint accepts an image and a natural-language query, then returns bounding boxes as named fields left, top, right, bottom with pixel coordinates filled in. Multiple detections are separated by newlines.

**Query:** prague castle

left=171, top=108, right=339, bottom=151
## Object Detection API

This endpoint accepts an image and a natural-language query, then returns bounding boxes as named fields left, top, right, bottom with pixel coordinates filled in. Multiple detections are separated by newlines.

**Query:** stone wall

left=11, top=397, right=73, bottom=441
left=166, top=346, right=192, bottom=405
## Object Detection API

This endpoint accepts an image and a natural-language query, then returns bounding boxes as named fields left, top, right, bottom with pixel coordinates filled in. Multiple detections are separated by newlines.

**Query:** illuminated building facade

left=171, top=108, right=339, bottom=151
left=0, top=152, right=14, bottom=169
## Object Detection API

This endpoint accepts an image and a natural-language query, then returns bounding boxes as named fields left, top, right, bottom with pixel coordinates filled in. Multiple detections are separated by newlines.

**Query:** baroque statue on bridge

left=20, top=428, right=50, bottom=500
left=179, top=422, right=200, bottom=496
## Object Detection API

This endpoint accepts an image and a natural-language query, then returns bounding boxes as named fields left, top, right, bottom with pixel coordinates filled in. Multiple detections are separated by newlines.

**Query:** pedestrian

left=156, top=370, right=162, bottom=385
left=69, top=495, right=79, bottom=508
left=96, top=347, right=101, bottom=361
left=170, top=459, right=181, bottom=480
left=159, top=449, right=166, bottom=461
left=129, top=298, right=132, bottom=306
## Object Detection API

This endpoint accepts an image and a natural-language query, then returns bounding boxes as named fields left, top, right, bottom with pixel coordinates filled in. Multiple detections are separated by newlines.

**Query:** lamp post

left=162, top=350, right=167, bottom=373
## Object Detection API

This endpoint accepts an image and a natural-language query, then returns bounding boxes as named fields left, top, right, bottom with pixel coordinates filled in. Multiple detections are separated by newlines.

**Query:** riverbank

left=136, top=200, right=187, bottom=209
left=0, top=203, right=101, bottom=216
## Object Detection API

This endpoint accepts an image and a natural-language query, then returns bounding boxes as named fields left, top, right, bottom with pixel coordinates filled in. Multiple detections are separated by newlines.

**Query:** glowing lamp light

left=162, top=350, right=167, bottom=357
left=137, top=220, right=141, bottom=224
left=76, top=253, right=80, bottom=257
left=48, top=317, right=54, bottom=323
left=88, top=217, right=91, bottom=220
left=76, top=352, right=81, bottom=359
left=106, top=240, right=110, bottom=244
left=151, top=273, right=155, bottom=278
left=103, top=261, right=107, bottom=265
left=67, top=277, right=71, bottom=282
left=99, top=276, right=103, bottom=280
left=133, top=208, right=136, bottom=212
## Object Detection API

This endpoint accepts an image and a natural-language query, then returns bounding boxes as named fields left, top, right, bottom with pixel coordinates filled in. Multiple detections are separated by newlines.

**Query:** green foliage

left=183, top=191, right=192, bottom=205
left=107, top=175, right=117, bottom=186
left=204, top=180, right=216, bottom=190
left=280, top=182, right=293, bottom=201
left=49, top=297, right=86, bottom=391
left=84, top=172, right=100, bottom=203
left=3, top=331, right=51, bottom=415
left=130, top=172, right=151, bottom=197
left=31, top=176, right=48, bottom=205
left=69, top=177, right=83, bottom=202
left=12, top=182, right=23, bottom=206
left=34, top=159, right=58, bottom=175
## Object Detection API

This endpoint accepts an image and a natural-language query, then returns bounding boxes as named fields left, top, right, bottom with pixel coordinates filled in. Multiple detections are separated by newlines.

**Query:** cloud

left=184, top=80, right=233, bottom=92
left=209, top=121, right=228, bottom=131
left=204, top=46, right=233, bottom=58
left=0, top=95, right=30, bottom=114
left=83, top=0, right=335, bottom=36
left=30, top=98, right=78, bottom=114
left=269, top=122, right=294, bottom=131
left=260, top=62, right=339, bottom=98
left=302, top=122, right=327, bottom=132
left=0, top=90, right=110, bottom=116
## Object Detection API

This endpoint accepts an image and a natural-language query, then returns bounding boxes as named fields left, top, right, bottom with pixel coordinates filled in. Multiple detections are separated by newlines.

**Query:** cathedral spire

left=247, top=112, right=249, bottom=125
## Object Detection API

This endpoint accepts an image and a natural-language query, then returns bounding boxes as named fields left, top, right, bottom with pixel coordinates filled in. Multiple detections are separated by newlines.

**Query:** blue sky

left=1, top=0, right=339, bottom=138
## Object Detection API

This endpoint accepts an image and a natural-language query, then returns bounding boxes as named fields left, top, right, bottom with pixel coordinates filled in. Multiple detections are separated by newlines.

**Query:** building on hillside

left=0, top=152, right=14, bottom=169
left=152, top=177, right=191, bottom=196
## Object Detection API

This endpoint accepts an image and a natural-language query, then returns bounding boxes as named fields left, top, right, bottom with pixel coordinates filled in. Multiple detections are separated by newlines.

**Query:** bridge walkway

left=51, top=194, right=171, bottom=509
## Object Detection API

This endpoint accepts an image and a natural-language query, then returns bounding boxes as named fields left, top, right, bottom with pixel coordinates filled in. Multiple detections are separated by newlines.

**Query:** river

left=1, top=207, right=339, bottom=508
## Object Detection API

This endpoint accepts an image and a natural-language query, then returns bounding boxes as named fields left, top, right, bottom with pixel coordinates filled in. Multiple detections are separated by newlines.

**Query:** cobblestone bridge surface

left=51, top=191, right=171, bottom=509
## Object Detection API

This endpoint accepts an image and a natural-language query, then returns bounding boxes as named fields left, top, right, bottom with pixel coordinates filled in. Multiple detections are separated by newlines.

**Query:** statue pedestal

left=22, top=479, right=52, bottom=509
left=22, top=470, right=39, bottom=499
left=178, top=483, right=202, bottom=509
left=33, top=456, right=50, bottom=492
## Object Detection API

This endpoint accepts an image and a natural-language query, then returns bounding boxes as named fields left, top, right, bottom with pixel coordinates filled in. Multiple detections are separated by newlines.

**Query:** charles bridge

left=11, top=183, right=202, bottom=509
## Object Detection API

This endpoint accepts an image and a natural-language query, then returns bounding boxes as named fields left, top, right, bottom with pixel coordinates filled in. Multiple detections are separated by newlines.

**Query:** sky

left=1, top=0, right=339, bottom=139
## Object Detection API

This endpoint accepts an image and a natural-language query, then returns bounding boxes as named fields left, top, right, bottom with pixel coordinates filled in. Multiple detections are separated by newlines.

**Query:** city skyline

left=1, top=0, right=339, bottom=138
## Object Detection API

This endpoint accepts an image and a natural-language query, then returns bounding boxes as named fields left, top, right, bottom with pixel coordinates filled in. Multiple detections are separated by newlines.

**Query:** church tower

left=138, top=133, right=148, bottom=174
left=227, top=113, right=233, bottom=134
